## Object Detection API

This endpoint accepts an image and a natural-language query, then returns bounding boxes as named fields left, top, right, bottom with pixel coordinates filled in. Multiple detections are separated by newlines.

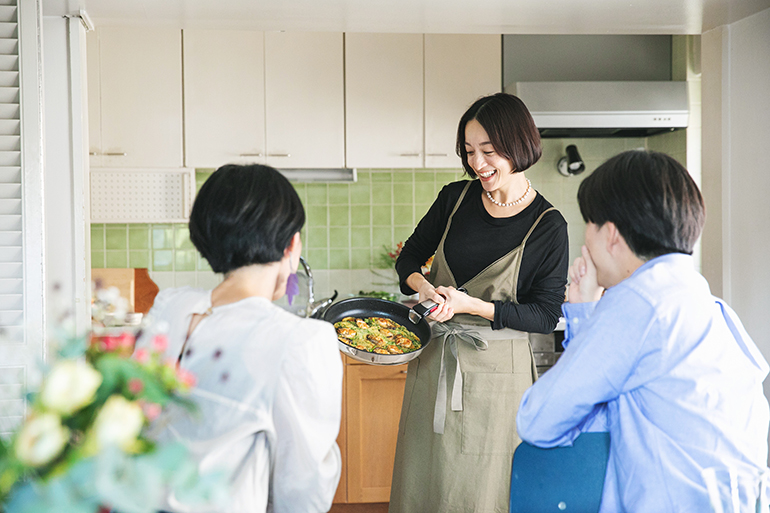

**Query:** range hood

left=507, top=81, right=688, bottom=138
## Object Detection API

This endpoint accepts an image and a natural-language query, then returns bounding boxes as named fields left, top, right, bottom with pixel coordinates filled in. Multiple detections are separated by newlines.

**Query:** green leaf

left=56, top=336, right=88, bottom=360
left=93, top=356, right=175, bottom=406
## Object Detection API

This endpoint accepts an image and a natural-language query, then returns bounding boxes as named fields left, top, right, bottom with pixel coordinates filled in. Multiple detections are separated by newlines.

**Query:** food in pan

left=334, top=316, right=421, bottom=354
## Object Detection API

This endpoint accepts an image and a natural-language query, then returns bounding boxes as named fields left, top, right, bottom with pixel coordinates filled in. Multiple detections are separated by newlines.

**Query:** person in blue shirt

left=516, top=150, right=770, bottom=513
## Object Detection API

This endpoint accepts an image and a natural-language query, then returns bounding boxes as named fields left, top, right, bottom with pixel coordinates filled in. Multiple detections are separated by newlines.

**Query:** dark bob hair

left=577, top=150, right=705, bottom=260
left=189, top=164, right=305, bottom=274
left=456, top=93, right=542, bottom=178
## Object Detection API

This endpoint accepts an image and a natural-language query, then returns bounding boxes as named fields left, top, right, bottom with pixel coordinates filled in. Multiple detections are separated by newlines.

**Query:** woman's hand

left=568, top=245, right=604, bottom=303
left=406, top=272, right=454, bottom=322
left=435, top=286, right=495, bottom=322
left=419, top=282, right=454, bottom=322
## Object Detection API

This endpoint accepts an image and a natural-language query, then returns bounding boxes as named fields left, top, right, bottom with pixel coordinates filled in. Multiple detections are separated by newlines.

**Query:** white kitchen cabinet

left=345, top=34, right=500, bottom=169
left=183, top=30, right=265, bottom=168
left=184, top=30, right=345, bottom=170
left=88, top=27, right=183, bottom=168
left=424, top=34, right=501, bottom=168
left=345, top=33, right=424, bottom=169
left=265, top=32, right=345, bottom=168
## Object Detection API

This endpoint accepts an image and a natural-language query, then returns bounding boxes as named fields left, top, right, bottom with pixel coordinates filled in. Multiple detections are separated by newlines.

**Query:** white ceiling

left=54, top=0, right=770, bottom=34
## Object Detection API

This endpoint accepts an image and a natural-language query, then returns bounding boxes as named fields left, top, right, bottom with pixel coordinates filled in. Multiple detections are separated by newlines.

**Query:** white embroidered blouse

left=137, top=287, right=343, bottom=513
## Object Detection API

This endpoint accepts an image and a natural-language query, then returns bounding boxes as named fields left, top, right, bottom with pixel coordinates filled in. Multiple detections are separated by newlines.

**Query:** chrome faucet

left=299, top=256, right=315, bottom=306
left=299, top=256, right=338, bottom=318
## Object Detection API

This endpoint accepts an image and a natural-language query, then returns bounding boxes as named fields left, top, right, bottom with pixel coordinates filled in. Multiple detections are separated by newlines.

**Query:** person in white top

left=136, top=164, right=343, bottom=513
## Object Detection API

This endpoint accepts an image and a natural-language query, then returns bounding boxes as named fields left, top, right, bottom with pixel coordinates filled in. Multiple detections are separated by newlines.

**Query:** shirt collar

left=631, top=252, right=693, bottom=277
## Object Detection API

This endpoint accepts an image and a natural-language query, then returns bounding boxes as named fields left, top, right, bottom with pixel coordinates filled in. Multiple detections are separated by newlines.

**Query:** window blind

left=0, top=0, right=23, bottom=437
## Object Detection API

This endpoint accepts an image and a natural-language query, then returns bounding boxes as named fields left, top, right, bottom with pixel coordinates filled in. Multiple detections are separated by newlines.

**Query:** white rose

left=14, top=413, right=70, bottom=467
left=40, top=360, right=103, bottom=415
left=91, top=395, right=144, bottom=451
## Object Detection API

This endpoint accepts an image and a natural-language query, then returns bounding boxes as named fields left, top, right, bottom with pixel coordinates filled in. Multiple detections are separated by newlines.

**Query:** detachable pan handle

left=408, top=299, right=440, bottom=324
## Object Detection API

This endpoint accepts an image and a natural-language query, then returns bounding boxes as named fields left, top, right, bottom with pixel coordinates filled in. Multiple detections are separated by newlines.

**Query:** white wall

left=701, top=6, right=770, bottom=412
left=41, top=9, right=90, bottom=336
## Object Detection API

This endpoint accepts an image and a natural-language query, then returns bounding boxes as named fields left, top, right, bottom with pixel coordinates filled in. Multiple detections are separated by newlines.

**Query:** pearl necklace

left=485, top=179, right=532, bottom=207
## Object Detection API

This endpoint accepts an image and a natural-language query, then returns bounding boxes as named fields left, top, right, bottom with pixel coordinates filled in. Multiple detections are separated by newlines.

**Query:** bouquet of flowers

left=0, top=291, right=226, bottom=513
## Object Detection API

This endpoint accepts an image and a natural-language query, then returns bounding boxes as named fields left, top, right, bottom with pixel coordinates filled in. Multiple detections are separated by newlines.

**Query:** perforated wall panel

left=90, top=168, right=195, bottom=223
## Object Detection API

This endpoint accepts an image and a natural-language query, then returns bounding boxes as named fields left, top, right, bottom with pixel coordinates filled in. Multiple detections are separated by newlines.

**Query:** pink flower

left=176, top=368, right=197, bottom=389
left=118, top=332, right=135, bottom=349
left=152, top=334, right=168, bottom=353
left=128, top=378, right=144, bottom=395
left=139, top=401, right=162, bottom=422
left=102, top=336, right=120, bottom=352
left=133, top=348, right=149, bottom=364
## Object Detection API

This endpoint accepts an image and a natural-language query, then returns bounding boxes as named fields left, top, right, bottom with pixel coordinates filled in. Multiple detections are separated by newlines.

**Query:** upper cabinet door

left=424, top=35, right=501, bottom=169
left=183, top=30, right=265, bottom=169
left=345, top=34, right=423, bottom=169
left=95, top=27, right=183, bottom=168
left=265, top=32, right=344, bottom=169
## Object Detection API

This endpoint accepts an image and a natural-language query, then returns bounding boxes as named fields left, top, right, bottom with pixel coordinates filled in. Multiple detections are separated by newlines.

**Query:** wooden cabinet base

left=344, top=363, right=407, bottom=503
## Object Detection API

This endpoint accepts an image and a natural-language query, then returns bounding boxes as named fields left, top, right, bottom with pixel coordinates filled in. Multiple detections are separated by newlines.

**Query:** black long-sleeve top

left=396, top=179, right=569, bottom=334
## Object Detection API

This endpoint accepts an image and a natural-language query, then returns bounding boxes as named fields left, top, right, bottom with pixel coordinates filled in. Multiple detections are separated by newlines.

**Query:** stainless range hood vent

left=507, top=81, right=689, bottom=138
left=277, top=168, right=357, bottom=183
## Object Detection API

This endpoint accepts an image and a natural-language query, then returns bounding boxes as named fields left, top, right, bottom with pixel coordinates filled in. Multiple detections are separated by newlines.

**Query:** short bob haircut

left=189, top=164, right=305, bottom=274
left=456, top=93, right=542, bottom=178
left=577, top=150, right=705, bottom=260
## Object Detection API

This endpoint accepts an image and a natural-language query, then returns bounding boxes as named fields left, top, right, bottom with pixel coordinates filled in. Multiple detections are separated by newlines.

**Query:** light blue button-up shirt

left=517, top=253, right=770, bottom=513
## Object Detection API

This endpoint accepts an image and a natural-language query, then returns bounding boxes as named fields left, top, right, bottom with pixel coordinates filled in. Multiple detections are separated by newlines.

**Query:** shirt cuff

left=491, top=301, right=504, bottom=330
left=561, top=301, right=598, bottom=348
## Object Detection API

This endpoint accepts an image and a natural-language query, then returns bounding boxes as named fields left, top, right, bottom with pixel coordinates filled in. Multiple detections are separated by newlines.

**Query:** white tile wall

left=148, top=269, right=222, bottom=290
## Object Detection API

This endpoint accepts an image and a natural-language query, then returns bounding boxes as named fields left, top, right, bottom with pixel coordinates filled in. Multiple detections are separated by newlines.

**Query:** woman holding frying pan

left=389, top=93, right=569, bottom=512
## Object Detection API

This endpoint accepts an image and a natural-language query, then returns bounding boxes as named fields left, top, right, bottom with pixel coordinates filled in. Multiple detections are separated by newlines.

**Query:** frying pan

left=322, top=297, right=433, bottom=365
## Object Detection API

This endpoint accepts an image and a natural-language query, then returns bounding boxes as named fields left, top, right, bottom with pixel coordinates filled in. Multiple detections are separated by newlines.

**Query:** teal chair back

left=510, top=432, right=610, bottom=513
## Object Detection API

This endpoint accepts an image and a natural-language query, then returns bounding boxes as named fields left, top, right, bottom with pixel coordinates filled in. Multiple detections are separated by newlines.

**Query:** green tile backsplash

left=91, top=133, right=686, bottom=275
left=91, top=169, right=465, bottom=272
left=292, top=170, right=465, bottom=269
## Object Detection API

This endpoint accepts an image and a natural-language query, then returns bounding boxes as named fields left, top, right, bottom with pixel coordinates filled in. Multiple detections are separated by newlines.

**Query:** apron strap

left=432, top=322, right=489, bottom=434
left=509, top=206, right=556, bottom=303
left=438, top=180, right=473, bottom=245
left=521, top=206, right=556, bottom=246
left=432, top=181, right=473, bottom=289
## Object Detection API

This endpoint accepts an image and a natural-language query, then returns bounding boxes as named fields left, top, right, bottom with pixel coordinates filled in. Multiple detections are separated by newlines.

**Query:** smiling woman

left=389, top=93, right=569, bottom=513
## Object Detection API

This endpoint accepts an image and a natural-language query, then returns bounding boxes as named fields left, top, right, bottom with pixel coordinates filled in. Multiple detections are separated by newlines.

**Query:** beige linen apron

left=389, top=181, right=553, bottom=513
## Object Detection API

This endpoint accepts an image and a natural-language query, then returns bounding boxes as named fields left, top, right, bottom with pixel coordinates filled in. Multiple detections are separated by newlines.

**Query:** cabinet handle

left=426, top=153, right=448, bottom=157
left=399, top=153, right=421, bottom=157
left=239, top=153, right=264, bottom=157
left=400, top=370, right=408, bottom=374
left=267, top=153, right=291, bottom=158
left=90, top=152, right=126, bottom=156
